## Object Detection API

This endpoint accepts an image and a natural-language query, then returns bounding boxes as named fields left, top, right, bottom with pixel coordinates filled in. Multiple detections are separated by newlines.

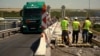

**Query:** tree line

left=51, top=9, right=100, bottom=17
left=0, top=11, right=20, bottom=17
left=0, top=9, right=100, bottom=17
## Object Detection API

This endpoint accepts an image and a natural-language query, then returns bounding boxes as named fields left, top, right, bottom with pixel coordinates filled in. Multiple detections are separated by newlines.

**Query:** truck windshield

left=24, top=9, right=42, bottom=17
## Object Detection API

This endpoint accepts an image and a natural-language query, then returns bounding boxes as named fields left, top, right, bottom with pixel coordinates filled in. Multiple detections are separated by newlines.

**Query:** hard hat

left=18, top=20, right=21, bottom=22
left=74, top=17, right=78, bottom=20
left=64, top=17, right=68, bottom=20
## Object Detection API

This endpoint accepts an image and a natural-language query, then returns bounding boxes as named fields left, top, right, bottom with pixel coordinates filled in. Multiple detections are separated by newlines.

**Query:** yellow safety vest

left=61, top=19, right=68, bottom=30
left=72, top=21, right=80, bottom=31
left=83, top=20, right=91, bottom=30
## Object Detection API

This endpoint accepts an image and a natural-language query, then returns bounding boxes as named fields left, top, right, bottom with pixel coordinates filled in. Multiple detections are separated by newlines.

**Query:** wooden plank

left=92, top=38, right=100, bottom=47
left=69, top=43, right=92, bottom=47
left=57, top=44, right=65, bottom=47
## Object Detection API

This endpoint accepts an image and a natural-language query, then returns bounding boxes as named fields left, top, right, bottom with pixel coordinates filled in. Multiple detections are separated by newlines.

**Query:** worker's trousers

left=82, top=29, right=88, bottom=43
left=72, top=30, right=79, bottom=43
left=88, top=32, right=93, bottom=43
left=62, top=30, right=69, bottom=45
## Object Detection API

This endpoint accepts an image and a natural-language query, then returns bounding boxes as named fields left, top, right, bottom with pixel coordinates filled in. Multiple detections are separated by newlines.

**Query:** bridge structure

left=0, top=7, right=100, bottom=56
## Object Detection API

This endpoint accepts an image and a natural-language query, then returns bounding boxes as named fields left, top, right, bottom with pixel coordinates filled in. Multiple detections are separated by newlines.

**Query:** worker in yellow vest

left=82, top=17, right=92, bottom=43
left=72, top=17, right=80, bottom=44
left=61, top=17, right=69, bottom=45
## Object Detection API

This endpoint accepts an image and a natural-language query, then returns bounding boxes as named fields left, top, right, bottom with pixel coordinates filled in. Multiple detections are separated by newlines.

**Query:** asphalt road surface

left=0, top=33, right=41, bottom=56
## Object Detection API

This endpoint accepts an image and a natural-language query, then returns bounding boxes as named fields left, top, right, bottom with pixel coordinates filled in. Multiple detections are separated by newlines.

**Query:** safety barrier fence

left=0, top=27, right=20, bottom=38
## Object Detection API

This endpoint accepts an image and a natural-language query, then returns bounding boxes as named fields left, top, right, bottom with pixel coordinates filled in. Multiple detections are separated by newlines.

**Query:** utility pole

left=88, top=0, right=90, bottom=17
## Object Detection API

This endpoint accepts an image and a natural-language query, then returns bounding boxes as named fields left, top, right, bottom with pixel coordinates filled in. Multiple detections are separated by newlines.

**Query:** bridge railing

left=0, top=19, right=20, bottom=30
left=0, top=27, right=20, bottom=38
left=35, top=19, right=58, bottom=56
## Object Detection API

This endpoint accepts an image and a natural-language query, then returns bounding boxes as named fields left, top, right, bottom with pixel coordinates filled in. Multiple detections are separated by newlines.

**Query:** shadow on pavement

left=30, top=38, right=40, bottom=56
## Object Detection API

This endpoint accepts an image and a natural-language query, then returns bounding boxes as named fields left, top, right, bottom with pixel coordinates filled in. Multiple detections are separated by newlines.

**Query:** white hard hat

left=75, top=17, right=78, bottom=19
left=64, top=17, right=68, bottom=20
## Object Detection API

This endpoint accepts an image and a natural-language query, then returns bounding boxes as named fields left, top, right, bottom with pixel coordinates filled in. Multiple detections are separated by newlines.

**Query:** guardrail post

left=2, top=33, right=4, bottom=38
left=0, top=28, right=19, bottom=39
left=8, top=32, right=10, bottom=36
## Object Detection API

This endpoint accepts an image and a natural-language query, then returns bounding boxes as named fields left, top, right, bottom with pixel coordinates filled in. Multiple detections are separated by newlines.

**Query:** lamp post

left=88, top=0, right=90, bottom=17
left=47, top=5, right=51, bottom=15
left=61, top=5, right=66, bottom=18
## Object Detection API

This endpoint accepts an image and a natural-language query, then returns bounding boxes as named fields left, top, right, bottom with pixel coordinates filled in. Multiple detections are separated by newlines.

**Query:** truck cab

left=20, top=1, right=46, bottom=33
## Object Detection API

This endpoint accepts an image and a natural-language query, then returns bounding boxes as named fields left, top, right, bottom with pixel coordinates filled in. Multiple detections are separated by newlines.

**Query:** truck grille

left=26, top=20, right=40, bottom=31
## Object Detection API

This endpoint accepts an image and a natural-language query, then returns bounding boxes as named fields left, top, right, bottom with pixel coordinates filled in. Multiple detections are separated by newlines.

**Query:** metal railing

left=0, top=27, right=20, bottom=38
left=0, top=18, right=21, bottom=38
left=0, top=19, right=20, bottom=30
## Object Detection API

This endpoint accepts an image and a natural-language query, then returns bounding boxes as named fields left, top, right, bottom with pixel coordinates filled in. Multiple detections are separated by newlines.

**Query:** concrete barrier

left=35, top=22, right=58, bottom=56
left=0, top=27, right=20, bottom=38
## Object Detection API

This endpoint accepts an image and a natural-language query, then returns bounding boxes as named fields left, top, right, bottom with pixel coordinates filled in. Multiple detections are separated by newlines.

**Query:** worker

left=61, top=17, right=69, bottom=45
left=72, top=17, right=80, bottom=44
left=82, top=17, right=92, bottom=43
left=88, top=30, right=93, bottom=43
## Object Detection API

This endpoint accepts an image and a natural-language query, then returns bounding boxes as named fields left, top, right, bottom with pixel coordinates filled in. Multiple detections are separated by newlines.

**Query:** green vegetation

left=0, top=11, right=20, bottom=17
left=50, top=9, right=100, bottom=17
left=51, top=11, right=61, bottom=17
left=0, top=9, right=100, bottom=18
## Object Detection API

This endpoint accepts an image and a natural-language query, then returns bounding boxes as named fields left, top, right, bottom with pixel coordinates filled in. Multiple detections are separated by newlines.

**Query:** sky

left=0, top=0, right=100, bottom=9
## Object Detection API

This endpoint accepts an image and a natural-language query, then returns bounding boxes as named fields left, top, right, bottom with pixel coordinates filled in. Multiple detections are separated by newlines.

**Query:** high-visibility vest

left=61, top=19, right=69, bottom=30
left=83, top=20, right=92, bottom=30
left=72, top=21, right=80, bottom=31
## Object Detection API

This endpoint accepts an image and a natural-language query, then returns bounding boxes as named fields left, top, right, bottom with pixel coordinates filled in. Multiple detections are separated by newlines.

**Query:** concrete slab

left=70, top=43, right=92, bottom=47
